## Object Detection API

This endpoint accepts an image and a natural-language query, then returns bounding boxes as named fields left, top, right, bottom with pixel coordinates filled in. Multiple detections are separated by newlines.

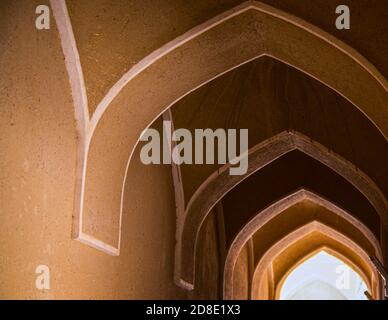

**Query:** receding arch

left=223, top=192, right=383, bottom=299
left=275, top=249, right=368, bottom=300
left=179, top=131, right=387, bottom=289
left=55, top=0, right=388, bottom=257
left=90, top=1, right=387, bottom=134
left=248, top=222, right=381, bottom=300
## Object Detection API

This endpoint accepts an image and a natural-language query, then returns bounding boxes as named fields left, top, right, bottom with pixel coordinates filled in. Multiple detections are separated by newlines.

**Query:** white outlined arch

left=248, top=223, right=382, bottom=300
left=89, top=0, right=388, bottom=136
left=274, top=248, right=369, bottom=300
left=223, top=191, right=383, bottom=299
left=179, top=131, right=387, bottom=289
left=51, top=0, right=388, bottom=257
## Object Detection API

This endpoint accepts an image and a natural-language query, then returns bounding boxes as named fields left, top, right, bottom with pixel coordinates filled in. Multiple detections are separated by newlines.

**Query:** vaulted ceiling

left=50, top=0, right=387, bottom=299
left=65, top=0, right=388, bottom=114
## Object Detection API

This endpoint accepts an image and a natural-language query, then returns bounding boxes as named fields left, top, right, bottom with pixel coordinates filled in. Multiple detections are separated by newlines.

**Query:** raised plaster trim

left=52, top=0, right=388, bottom=256
left=179, top=131, right=387, bottom=289
left=49, top=0, right=116, bottom=253
left=50, top=0, right=89, bottom=135
left=162, top=110, right=186, bottom=279
left=247, top=222, right=381, bottom=300
left=223, top=193, right=383, bottom=299
left=89, top=0, right=387, bottom=138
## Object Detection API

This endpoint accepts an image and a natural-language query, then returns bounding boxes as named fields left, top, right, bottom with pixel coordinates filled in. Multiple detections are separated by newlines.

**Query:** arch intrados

left=89, top=1, right=387, bottom=135
left=179, top=132, right=387, bottom=289
left=223, top=191, right=383, bottom=299
left=249, top=223, right=380, bottom=300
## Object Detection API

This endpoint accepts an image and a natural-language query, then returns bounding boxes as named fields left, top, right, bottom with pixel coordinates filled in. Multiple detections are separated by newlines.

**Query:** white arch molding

left=179, top=131, right=387, bottom=289
left=222, top=191, right=384, bottom=299
left=248, top=223, right=382, bottom=300
left=51, top=0, right=388, bottom=259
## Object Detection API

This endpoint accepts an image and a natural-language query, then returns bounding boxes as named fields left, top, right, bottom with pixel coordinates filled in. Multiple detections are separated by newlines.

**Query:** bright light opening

left=279, top=250, right=368, bottom=300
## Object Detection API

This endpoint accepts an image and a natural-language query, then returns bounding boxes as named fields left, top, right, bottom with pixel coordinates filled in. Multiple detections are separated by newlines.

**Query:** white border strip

left=50, top=0, right=89, bottom=134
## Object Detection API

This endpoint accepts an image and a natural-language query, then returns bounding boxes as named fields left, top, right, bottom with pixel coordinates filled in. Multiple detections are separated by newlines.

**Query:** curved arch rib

left=90, top=0, right=387, bottom=135
left=55, top=0, right=388, bottom=257
left=246, top=221, right=381, bottom=300
left=178, top=131, right=387, bottom=289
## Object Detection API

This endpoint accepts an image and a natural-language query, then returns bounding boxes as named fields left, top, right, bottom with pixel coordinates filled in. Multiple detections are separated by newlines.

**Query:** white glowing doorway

left=279, top=251, right=368, bottom=300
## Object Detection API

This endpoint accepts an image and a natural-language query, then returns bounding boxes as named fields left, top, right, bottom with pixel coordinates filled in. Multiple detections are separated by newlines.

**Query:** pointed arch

left=53, top=0, right=388, bottom=257
left=222, top=191, right=383, bottom=299
left=179, top=132, right=387, bottom=289
left=248, top=222, right=382, bottom=300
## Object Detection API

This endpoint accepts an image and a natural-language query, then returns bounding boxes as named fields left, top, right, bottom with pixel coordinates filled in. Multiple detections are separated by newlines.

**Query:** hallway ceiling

left=59, top=0, right=387, bottom=255
left=65, top=0, right=388, bottom=114
left=51, top=0, right=387, bottom=293
left=221, top=150, right=381, bottom=243
left=251, top=200, right=377, bottom=263
left=172, top=57, right=387, bottom=203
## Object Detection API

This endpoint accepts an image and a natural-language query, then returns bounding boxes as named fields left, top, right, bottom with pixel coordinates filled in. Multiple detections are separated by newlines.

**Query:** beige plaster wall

left=189, top=210, right=221, bottom=299
left=0, top=0, right=185, bottom=299
left=0, top=0, right=386, bottom=300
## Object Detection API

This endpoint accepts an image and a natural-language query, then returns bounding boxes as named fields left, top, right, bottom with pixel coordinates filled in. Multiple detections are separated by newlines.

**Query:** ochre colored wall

left=0, top=0, right=386, bottom=300
left=0, top=0, right=185, bottom=299
left=189, top=210, right=221, bottom=299
left=66, top=0, right=388, bottom=114
left=232, top=244, right=249, bottom=299
left=118, top=124, right=187, bottom=299
left=252, top=201, right=377, bottom=264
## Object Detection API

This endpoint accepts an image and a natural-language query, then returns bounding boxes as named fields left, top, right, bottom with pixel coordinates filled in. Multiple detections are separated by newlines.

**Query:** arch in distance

left=223, top=191, right=383, bottom=299
left=179, top=132, right=387, bottom=289
left=249, top=222, right=382, bottom=300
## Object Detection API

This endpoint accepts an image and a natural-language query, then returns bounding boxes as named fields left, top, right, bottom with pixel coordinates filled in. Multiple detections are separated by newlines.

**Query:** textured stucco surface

left=0, top=1, right=187, bottom=299
left=230, top=200, right=379, bottom=299
left=66, top=0, right=388, bottom=114
left=172, top=57, right=387, bottom=203
left=232, top=244, right=249, bottom=299
left=76, top=2, right=387, bottom=250
left=0, top=0, right=386, bottom=299
left=189, top=210, right=221, bottom=299
left=252, top=201, right=376, bottom=264
left=222, top=151, right=381, bottom=243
